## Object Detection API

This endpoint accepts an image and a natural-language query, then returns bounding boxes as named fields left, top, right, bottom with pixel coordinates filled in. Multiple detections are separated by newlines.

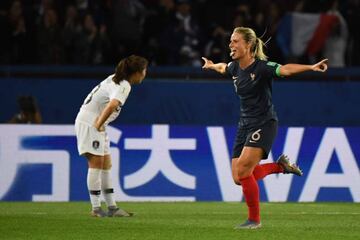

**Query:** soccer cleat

left=276, top=154, right=303, bottom=176
left=91, top=207, right=107, bottom=217
left=107, top=207, right=134, bottom=217
left=234, top=220, right=262, bottom=229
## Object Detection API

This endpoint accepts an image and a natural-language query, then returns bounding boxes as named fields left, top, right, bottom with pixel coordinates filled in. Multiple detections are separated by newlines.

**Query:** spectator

left=142, top=0, right=176, bottom=65
left=233, top=3, right=252, bottom=28
left=74, top=0, right=90, bottom=17
left=0, top=0, right=34, bottom=64
left=160, top=0, right=203, bottom=66
left=63, top=4, right=82, bottom=64
left=37, top=8, right=64, bottom=64
left=263, top=2, right=284, bottom=63
left=71, top=13, right=111, bottom=65
left=0, top=0, right=357, bottom=66
left=323, top=0, right=348, bottom=67
left=203, top=24, right=229, bottom=63
left=34, top=0, right=57, bottom=25
left=9, top=95, right=42, bottom=124
left=347, top=0, right=360, bottom=65
left=111, top=0, right=146, bottom=59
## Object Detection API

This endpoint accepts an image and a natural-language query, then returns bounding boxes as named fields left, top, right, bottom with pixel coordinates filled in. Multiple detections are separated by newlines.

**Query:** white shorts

left=75, top=121, right=110, bottom=156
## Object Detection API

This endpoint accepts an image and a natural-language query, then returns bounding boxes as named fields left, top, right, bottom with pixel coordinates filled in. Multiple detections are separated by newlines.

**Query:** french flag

left=277, top=13, right=339, bottom=57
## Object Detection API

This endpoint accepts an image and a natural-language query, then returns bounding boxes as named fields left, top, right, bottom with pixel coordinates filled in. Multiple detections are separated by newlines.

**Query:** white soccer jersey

left=75, top=74, right=131, bottom=127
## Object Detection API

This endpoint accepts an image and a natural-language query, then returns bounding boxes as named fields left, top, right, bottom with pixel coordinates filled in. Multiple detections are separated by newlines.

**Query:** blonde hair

left=233, top=27, right=268, bottom=60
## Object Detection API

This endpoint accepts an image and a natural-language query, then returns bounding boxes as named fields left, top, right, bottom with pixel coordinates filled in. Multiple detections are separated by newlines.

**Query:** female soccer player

left=75, top=55, right=148, bottom=217
left=202, top=27, right=328, bottom=229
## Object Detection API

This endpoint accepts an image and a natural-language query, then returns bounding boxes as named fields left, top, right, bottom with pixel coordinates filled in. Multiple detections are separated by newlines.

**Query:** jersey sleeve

left=263, top=61, right=282, bottom=78
left=226, top=61, right=236, bottom=76
left=110, top=83, right=131, bottom=105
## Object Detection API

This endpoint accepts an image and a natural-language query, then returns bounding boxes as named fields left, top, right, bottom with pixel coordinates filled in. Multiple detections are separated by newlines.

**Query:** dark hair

left=113, top=55, right=148, bottom=84
left=9, top=95, right=42, bottom=124
left=17, top=95, right=37, bottom=114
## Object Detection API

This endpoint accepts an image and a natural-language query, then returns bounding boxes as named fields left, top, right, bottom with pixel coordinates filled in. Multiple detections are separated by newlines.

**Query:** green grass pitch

left=0, top=202, right=359, bottom=240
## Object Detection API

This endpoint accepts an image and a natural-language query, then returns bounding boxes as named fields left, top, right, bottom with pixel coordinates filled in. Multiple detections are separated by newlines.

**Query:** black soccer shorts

left=232, top=119, right=278, bottom=159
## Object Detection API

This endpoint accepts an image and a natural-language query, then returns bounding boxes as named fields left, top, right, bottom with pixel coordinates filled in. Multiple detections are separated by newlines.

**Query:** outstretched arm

left=279, top=59, right=328, bottom=77
left=202, top=57, right=227, bottom=75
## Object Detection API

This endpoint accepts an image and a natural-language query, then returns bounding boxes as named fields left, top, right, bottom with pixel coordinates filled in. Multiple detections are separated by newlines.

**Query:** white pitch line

left=278, top=212, right=360, bottom=215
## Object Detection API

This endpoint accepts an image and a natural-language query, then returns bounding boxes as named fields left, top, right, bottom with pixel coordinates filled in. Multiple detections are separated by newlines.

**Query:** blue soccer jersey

left=226, top=59, right=281, bottom=128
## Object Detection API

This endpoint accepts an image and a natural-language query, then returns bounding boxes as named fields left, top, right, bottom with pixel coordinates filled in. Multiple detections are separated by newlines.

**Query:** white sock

left=87, top=168, right=102, bottom=209
left=101, top=169, right=117, bottom=208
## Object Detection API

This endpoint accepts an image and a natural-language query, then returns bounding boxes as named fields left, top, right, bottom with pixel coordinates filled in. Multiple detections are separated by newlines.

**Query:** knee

left=233, top=177, right=242, bottom=185
left=102, top=163, right=112, bottom=170
left=102, top=159, right=112, bottom=170
left=233, top=167, right=251, bottom=184
left=88, top=159, right=104, bottom=169
left=238, top=168, right=251, bottom=179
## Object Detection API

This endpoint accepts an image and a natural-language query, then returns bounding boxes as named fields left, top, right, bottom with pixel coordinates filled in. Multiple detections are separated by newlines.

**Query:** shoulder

left=257, top=59, right=282, bottom=77
left=116, top=80, right=131, bottom=94
left=227, top=61, right=237, bottom=69
left=105, top=74, right=115, bottom=82
left=100, top=74, right=114, bottom=86
left=119, top=79, right=131, bottom=89
left=257, top=59, right=281, bottom=69
left=226, top=61, right=238, bottom=75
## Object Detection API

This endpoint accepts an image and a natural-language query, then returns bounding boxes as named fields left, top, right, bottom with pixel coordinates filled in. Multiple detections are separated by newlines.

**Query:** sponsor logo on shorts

left=92, top=140, right=100, bottom=149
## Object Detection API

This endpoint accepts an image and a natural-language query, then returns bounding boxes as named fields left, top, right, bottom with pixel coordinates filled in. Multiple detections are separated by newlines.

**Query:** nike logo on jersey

left=250, top=73, right=255, bottom=80
left=232, top=76, right=238, bottom=80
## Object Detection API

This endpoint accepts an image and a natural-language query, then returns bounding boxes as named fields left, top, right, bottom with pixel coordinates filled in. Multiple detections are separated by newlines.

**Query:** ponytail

left=254, top=37, right=267, bottom=60
left=113, top=59, right=127, bottom=84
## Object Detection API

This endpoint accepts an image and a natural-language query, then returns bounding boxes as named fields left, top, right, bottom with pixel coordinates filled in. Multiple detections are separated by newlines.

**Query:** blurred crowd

left=0, top=0, right=359, bottom=67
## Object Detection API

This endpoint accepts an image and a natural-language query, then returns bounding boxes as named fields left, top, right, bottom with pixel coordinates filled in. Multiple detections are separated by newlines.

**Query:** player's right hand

left=94, top=117, right=105, bottom=132
left=201, top=57, right=214, bottom=69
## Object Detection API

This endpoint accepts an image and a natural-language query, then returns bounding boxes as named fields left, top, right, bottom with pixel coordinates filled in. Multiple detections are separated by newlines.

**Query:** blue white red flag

left=277, top=13, right=339, bottom=57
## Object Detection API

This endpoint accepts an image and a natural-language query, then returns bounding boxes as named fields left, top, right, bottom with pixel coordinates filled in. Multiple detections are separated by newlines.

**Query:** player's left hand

left=311, top=59, right=328, bottom=72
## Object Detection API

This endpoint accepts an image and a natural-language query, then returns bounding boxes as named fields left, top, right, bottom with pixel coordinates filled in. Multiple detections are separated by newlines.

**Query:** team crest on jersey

left=250, top=73, right=255, bottom=80
left=92, top=140, right=100, bottom=149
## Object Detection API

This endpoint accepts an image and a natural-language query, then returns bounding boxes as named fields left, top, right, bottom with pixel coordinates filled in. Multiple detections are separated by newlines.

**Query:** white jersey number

left=83, top=84, right=101, bottom=105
